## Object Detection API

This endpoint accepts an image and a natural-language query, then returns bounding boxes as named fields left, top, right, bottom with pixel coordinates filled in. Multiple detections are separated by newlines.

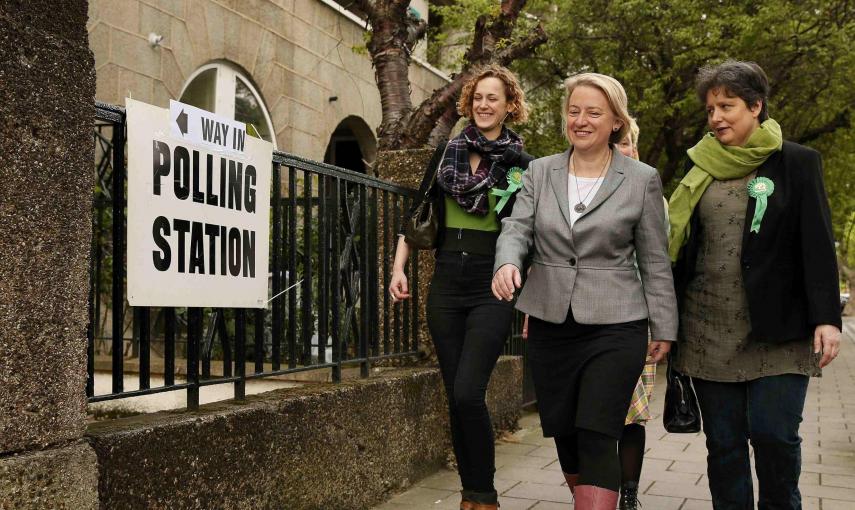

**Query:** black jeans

left=427, top=251, right=514, bottom=500
left=693, top=374, right=810, bottom=510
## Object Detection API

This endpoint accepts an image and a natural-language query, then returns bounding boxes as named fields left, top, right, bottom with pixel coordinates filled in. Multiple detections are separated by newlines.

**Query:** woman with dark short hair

left=669, top=60, right=842, bottom=509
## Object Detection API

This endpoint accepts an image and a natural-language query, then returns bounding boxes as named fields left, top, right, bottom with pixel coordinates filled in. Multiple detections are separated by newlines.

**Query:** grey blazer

left=494, top=148, right=678, bottom=341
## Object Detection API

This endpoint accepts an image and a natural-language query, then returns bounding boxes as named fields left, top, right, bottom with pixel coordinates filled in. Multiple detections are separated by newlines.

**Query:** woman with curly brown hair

left=389, top=64, right=534, bottom=510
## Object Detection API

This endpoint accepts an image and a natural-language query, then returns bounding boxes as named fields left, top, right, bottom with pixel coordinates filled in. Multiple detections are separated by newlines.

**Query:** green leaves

left=512, top=0, right=853, bottom=197
left=495, top=0, right=851, bottom=276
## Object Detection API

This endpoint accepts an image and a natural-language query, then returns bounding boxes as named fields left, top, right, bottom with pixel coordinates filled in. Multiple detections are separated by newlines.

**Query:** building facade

left=87, top=0, right=447, bottom=172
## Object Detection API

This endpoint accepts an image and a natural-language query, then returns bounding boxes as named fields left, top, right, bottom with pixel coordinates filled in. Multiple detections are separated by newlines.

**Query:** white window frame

left=179, top=62, right=277, bottom=149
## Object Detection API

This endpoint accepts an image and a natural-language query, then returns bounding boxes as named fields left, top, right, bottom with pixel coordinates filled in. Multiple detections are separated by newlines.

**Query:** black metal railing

left=88, top=102, right=422, bottom=408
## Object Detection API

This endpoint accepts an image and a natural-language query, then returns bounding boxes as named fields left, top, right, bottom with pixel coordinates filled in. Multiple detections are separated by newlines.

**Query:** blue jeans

left=693, top=374, right=810, bottom=510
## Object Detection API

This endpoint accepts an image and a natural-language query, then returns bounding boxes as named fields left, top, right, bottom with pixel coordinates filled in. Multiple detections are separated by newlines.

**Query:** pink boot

left=563, top=472, right=579, bottom=495
left=573, top=485, right=619, bottom=510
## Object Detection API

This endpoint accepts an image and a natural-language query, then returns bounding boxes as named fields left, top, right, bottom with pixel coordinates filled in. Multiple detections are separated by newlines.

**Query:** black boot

left=619, top=481, right=639, bottom=510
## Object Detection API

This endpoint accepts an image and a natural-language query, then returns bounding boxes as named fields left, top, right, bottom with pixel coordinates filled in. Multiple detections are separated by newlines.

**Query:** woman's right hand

left=389, top=269, right=410, bottom=302
left=492, top=264, right=521, bottom=302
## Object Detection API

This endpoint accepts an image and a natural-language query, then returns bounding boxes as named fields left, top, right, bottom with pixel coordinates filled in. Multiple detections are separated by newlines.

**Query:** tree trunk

left=373, top=43, right=414, bottom=150
left=361, top=0, right=418, bottom=150
left=360, top=0, right=545, bottom=152
left=401, top=74, right=471, bottom=148
left=428, top=107, right=461, bottom=146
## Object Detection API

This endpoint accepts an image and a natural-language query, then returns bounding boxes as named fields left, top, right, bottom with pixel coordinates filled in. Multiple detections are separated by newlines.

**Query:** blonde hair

left=457, top=64, right=530, bottom=124
left=627, top=117, right=640, bottom=147
left=561, top=73, right=631, bottom=145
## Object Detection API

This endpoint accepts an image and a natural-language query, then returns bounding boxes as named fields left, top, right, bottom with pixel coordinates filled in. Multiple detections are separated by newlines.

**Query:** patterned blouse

left=673, top=172, right=820, bottom=382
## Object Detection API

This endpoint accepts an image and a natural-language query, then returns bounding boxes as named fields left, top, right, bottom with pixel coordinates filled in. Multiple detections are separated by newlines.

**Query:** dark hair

left=696, top=60, right=770, bottom=121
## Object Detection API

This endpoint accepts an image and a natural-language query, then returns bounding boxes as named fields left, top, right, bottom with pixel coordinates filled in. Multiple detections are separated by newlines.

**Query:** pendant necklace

left=571, top=150, right=611, bottom=213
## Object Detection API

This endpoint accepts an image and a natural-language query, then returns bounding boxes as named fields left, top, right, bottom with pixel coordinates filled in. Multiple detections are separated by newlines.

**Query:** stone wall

left=0, top=0, right=99, bottom=508
left=87, top=357, right=522, bottom=510
left=87, top=0, right=448, bottom=161
left=0, top=442, right=99, bottom=510
left=0, top=0, right=94, bottom=453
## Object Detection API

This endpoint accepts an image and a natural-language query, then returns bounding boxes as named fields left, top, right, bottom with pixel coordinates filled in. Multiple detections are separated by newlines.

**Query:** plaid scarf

left=437, top=123, right=524, bottom=215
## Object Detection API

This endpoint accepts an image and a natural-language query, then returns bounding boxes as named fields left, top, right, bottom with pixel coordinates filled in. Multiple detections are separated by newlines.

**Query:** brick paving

left=374, top=318, right=855, bottom=509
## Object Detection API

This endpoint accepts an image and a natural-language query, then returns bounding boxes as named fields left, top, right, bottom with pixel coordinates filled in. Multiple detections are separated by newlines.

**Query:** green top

left=444, top=193, right=500, bottom=232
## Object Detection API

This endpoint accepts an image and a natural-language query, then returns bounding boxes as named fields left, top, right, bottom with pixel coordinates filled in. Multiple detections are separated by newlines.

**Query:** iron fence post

left=110, top=117, right=125, bottom=394
left=187, top=307, right=201, bottom=409
left=235, top=308, right=246, bottom=400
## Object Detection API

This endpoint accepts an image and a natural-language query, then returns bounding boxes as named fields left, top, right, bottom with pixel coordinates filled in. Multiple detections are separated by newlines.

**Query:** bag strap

left=423, top=140, right=449, bottom=199
left=665, top=343, right=678, bottom=380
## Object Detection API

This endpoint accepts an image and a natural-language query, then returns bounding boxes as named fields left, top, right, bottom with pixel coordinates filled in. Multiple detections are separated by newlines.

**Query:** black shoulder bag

left=663, top=345, right=702, bottom=433
left=404, top=142, right=448, bottom=250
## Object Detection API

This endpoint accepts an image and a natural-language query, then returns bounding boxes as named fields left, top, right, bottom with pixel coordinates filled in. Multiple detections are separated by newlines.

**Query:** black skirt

left=528, top=308, right=648, bottom=439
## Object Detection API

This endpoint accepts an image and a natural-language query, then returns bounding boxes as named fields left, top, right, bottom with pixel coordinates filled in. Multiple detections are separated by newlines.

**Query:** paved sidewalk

left=374, top=319, right=855, bottom=509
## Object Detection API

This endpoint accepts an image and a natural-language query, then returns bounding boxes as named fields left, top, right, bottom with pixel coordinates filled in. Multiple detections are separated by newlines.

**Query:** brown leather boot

left=573, top=485, right=619, bottom=510
left=563, top=472, right=579, bottom=495
left=461, top=489, right=499, bottom=509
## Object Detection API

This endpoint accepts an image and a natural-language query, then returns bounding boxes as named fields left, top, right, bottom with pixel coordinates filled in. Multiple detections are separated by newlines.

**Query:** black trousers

left=427, top=251, right=514, bottom=497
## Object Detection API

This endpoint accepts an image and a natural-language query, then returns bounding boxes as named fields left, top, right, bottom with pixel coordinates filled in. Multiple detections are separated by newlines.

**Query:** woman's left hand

left=647, top=341, right=672, bottom=364
left=814, top=324, right=841, bottom=368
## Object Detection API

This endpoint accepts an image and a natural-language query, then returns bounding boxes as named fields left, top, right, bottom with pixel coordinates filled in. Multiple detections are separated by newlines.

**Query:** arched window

left=324, top=116, right=377, bottom=174
left=179, top=62, right=276, bottom=148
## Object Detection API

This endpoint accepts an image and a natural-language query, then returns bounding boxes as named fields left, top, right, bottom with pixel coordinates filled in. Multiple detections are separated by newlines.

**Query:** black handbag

left=404, top=142, right=447, bottom=250
left=663, top=347, right=702, bottom=433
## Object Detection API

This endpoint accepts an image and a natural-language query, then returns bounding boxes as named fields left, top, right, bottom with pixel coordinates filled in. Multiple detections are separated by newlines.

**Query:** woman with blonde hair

left=492, top=73, right=677, bottom=509
left=390, top=64, right=534, bottom=510
left=615, top=117, right=666, bottom=510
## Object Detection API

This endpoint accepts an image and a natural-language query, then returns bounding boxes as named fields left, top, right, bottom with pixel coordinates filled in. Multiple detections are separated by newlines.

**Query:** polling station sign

left=126, top=98, right=272, bottom=308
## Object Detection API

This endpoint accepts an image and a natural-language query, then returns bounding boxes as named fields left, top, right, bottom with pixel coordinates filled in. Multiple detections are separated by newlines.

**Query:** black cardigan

left=673, top=140, right=842, bottom=343
left=400, top=140, right=536, bottom=246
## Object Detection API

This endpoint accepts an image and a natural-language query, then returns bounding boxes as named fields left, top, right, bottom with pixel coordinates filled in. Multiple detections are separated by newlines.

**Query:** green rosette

left=747, top=176, right=775, bottom=233
left=492, top=166, right=525, bottom=214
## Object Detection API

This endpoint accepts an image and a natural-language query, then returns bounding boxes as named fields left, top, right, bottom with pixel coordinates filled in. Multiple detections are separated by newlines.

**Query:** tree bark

left=356, top=0, right=424, bottom=150
left=360, top=0, right=546, bottom=151
left=428, top=107, right=461, bottom=146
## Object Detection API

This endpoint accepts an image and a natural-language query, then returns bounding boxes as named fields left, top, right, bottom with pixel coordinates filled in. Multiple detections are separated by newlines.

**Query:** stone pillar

left=374, top=148, right=437, bottom=361
left=0, top=1, right=98, bottom=507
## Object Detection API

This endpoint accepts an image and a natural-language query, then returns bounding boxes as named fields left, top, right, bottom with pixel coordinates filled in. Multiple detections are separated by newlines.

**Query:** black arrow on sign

left=176, top=109, right=188, bottom=136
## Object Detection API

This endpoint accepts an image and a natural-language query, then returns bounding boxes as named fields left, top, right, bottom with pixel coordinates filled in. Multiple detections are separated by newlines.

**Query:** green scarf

left=667, top=119, right=783, bottom=262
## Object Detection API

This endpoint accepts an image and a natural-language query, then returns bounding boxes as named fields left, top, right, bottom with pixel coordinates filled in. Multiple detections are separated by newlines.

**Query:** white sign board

left=126, top=98, right=273, bottom=308
left=169, top=100, right=249, bottom=153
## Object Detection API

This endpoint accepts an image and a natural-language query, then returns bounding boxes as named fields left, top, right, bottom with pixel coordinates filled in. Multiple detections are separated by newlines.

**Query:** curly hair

left=457, top=64, right=530, bottom=124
